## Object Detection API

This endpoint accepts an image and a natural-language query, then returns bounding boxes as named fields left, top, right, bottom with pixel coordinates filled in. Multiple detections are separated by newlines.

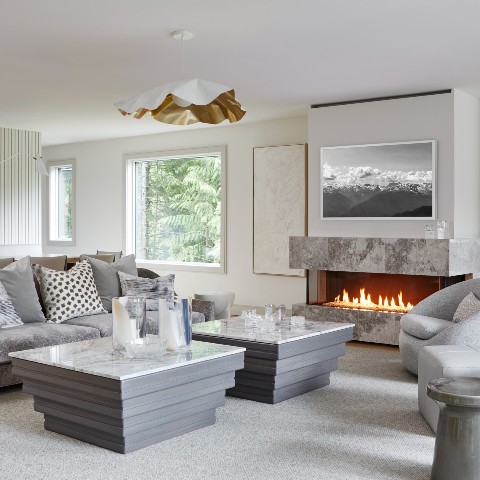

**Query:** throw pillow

left=80, top=254, right=138, bottom=312
left=33, top=261, right=107, bottom=323
left=0, top=281, right=23, bottom=328
left=118, top=271, right=175, bottom=310
left=453, top=292, right=480, bottom=323
left=0, top=256, right=46, bottom=323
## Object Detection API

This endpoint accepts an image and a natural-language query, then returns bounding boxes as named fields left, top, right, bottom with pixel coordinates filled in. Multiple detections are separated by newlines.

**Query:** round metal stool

left=427, top=377, right=480, bottom=480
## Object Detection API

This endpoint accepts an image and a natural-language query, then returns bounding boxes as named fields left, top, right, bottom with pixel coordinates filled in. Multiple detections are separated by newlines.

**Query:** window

left=125, top=147, right=226, bottom=273
left=47, top=160, right=75, bottom=245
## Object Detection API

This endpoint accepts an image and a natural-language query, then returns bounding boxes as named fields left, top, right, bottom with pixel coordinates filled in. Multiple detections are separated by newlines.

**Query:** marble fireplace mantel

left=289, top=236, right=480, bottom=277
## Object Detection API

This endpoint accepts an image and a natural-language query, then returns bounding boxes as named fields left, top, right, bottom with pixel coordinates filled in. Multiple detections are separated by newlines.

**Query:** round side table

left=427, top=377, right=480, bottom=480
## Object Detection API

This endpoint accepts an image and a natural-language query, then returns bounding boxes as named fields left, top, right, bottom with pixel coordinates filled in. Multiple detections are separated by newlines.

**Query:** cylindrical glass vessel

left=112, top=296, right=146, bottom=351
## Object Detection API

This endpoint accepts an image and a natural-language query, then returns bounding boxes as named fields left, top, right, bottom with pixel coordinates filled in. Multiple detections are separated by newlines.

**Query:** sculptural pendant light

left=115, top=31, right=246, bottom=126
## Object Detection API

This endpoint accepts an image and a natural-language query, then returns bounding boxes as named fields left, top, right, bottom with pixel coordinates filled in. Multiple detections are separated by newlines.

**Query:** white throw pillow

left=33, top=261, right=107, bottom=323
left=453, top=292, right=480, bottom=323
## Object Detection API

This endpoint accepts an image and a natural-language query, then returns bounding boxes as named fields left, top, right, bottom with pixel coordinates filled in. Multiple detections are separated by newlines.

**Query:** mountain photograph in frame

left=321, top=140, right=436, bottom=219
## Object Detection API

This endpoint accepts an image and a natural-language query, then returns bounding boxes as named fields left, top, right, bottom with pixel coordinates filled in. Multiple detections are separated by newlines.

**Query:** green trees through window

left=134, top=154, right=222, bottom=264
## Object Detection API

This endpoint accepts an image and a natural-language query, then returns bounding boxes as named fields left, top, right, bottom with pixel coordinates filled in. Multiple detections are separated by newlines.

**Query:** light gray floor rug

left=0, top=346, right=434, bottom=480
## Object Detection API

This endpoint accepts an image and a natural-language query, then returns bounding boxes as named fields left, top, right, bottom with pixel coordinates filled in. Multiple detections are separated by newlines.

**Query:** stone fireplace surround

left=289, top=237, right=480, bottom=345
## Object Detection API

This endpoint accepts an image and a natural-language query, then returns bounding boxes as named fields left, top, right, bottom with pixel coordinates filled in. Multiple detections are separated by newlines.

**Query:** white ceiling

left=1, top=0, right=480, bottom=146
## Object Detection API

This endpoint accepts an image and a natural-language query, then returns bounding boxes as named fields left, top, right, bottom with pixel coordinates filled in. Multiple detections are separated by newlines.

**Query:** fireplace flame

left=328, top=288, right=413, bottom=313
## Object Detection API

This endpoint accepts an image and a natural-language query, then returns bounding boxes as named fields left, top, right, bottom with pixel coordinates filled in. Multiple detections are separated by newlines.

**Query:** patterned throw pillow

left=118, top=271, right=175, bottom=310
left=33, top=261, right=107, bottom=323
left=0, top=281, right=23, bottom=328
left=453, top=292, right=480, bottom=323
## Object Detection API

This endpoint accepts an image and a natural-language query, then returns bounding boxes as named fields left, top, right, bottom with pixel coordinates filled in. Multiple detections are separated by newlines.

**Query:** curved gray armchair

left=399, top=278, right=480, bottom=374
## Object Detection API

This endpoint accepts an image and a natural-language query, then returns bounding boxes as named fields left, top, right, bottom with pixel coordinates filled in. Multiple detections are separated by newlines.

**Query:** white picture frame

left=320, top=140, right=436, bottom=220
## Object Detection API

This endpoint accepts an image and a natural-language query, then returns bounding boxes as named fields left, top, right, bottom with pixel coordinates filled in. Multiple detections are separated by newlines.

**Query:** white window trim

left=45, top=159, right=76, bottom=246
left=123, top=146, right=227, bottom=274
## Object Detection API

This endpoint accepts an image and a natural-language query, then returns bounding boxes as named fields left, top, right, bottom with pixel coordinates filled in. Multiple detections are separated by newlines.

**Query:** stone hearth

left=289, top=237, right=480, bottom=345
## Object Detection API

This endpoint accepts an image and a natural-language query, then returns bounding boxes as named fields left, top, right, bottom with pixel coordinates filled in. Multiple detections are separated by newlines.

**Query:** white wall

left=453, top=90, right=480, bottom=238
left=308, top=92, right=456, bottom=238
left=42, top=117, right=308, bottom=308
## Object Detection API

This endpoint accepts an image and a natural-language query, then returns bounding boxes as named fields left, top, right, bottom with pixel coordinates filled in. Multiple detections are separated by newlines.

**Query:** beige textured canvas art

left=253, top=144, right=306, bottom=276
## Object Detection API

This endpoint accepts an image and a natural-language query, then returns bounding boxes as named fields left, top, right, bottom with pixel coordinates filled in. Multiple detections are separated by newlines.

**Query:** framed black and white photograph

left=321, top=140, right=436, bottom=219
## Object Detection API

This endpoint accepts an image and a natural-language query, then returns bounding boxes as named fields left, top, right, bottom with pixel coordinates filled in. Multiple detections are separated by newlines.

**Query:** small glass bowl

left=124, top=337, right=167, bottom=359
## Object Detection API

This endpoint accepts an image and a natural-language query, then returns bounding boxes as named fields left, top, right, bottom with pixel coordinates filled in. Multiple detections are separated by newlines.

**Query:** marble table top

left=9, top=337, right=245, bottom=381
left=192, top=317, right=354, bottom=344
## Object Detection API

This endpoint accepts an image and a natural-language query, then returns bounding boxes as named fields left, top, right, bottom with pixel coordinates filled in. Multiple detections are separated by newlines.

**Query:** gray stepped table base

left=192, top=319, right=353, bottom=404
left=10, top=338, right=245, bottom=453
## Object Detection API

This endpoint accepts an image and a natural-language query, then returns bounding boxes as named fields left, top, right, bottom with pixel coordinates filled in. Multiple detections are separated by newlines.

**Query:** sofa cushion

left=0, top=256, right=45, bottom=323
left=81, top=254, right=138, bottom=313
left=0, top=258, right=14, bottom=269
left=453, top=292, right=480, bottom=323
left=0, top=281, right=22, bottom=328
left=64, top=312, right=114, bottom=337
left=80, top=254, right=115, bottom=264
left=97, top=250, right=123, bottom=262
left=30, top=256, right=67, bottom=271
left=33, top=262, right=107, bottom=323
left=1, top=323, right=100, bottom=364
left=401, top=313, right=452, bottom=340
left=118, top=271, right=175, bottom=310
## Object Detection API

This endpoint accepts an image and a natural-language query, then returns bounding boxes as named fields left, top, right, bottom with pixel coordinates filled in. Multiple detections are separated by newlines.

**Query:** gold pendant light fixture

left=115, top=31, right=246, bottom=126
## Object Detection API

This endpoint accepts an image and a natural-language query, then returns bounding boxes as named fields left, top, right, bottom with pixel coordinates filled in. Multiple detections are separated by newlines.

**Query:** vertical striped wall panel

left=0, top=127, right=41, bottom=245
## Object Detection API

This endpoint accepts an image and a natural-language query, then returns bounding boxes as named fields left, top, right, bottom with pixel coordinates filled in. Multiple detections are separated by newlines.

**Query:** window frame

left=124, top=146, right=227, bottom=273
left=46, top=159, right=76, bottom=247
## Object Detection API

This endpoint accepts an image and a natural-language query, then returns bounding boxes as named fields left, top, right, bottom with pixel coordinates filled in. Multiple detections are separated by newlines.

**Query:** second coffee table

left=192, top=318, right=354, bottom=404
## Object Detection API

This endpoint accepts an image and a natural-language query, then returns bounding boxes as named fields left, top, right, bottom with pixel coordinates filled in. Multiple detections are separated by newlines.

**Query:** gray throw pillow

left=0, top=256, right=45, bottom=323
left=0, top=281, right=23, bottom=328
left=81, top=254, right=138, bottom=312
left=118, top=271, right=175, bottom=310
left=453, top=292, right=480, bottom=323
left=33, top=262, right=106, bottom=323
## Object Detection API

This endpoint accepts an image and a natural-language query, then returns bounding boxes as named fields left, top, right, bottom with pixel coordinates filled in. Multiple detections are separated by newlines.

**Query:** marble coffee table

left=9, top=337, right=245, bottom=453
left=192, top=318, right=354, bottom=404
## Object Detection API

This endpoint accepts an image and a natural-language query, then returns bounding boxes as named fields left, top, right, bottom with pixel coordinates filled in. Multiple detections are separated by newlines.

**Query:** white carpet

left=0, top=346, right=435, bottom=480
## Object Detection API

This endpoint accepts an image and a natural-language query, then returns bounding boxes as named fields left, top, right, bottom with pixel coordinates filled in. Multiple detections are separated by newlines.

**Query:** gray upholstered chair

left=193, top=291, right=235, bottom=320
left=399, top=278, right=480, bottom=374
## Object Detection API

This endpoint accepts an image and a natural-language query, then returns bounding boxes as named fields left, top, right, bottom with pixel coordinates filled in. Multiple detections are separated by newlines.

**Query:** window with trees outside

left=125, top=147, right=226, bottom=273
left=47, top=160, right=75, bottom=245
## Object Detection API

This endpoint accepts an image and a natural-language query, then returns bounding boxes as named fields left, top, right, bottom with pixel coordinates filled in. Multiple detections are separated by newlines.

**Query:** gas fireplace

left=313, top=271, right=464, bottom=314
left=290, top=236, right=480, bottom=345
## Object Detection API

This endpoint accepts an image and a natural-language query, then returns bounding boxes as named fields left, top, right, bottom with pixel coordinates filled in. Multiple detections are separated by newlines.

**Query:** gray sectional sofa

left=0, top=257, right=214, bottom=388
